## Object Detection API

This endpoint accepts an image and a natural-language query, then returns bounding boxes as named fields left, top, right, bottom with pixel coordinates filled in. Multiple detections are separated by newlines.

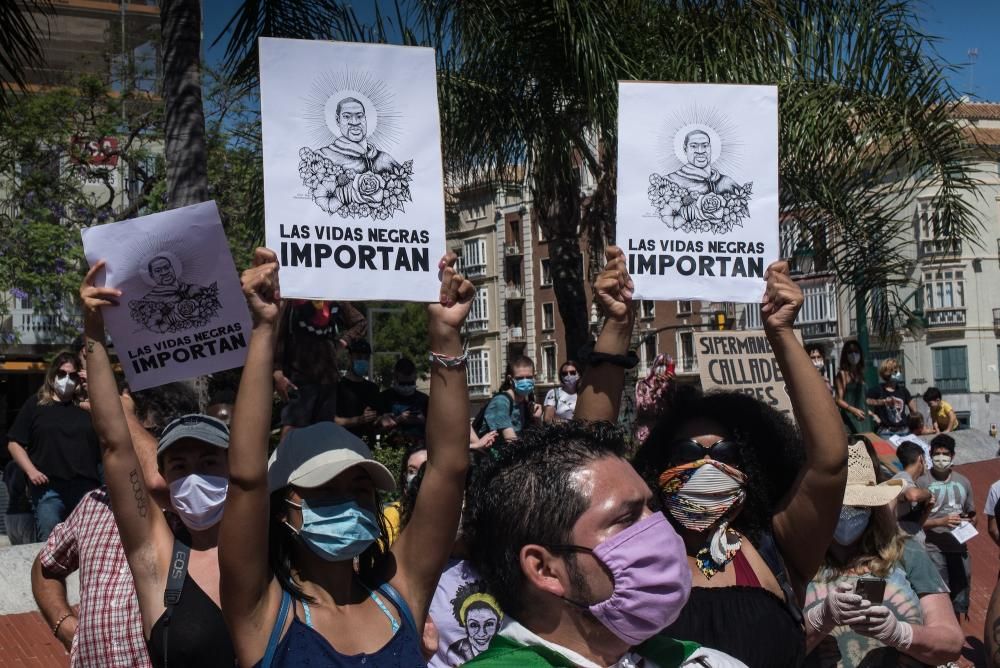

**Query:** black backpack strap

left=161, top=538, right=190, bottom=668
left=757, top=532, right=803, bottom=626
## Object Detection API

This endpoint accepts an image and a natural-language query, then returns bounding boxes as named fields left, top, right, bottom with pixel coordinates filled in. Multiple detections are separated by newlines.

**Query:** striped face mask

left=658, top=459, right=747, bottom=533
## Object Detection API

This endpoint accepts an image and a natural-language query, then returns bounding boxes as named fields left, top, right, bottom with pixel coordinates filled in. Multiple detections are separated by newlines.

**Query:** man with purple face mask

left=462, top=421, right=745, bottom=667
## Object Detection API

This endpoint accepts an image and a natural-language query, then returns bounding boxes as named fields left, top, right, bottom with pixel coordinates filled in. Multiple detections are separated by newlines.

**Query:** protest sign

left=616, top=82, right=779, bottom=302
left=81, top=201, right=252, bottom=391
left=694, top=330, right=803, bottom=419
left=259, top=37, right=446, bottom=301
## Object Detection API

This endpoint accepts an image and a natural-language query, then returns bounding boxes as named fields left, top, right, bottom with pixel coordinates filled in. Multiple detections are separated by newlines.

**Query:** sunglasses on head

left=669, top=437, right=741, bottom=467
left=56, top=370, right=81, bottom=382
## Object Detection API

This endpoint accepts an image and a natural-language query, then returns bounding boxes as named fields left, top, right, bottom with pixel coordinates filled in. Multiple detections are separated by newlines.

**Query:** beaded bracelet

left=429, top=348, right=468, bottom=368
left=52, top=611, right=75, bottom=637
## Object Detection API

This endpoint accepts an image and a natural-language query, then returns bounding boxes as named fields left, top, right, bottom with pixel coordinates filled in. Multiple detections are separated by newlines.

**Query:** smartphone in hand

left=855, top=577, right=886, bottom=605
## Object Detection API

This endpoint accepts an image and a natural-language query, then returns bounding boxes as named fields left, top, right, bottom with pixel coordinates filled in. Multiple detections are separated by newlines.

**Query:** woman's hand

left=27, top=468, right=49, bottom=486
left=593, top=246, right=634, bottom=324
left=761, top=261, right=803, bottom=336
left=428, top=252, right=475, bottom=335
left=80, top=261, right=121, bottom=330
left=241, top=248, right=281, bottom=328
left=849, top=605, right=913, bottom=648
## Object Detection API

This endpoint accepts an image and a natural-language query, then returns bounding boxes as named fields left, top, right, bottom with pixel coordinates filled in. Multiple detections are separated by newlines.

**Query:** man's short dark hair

left=923, top=387, right=942, bottom=402
left=930, top=434, right=956, bottom=455
left=896, top=441, right=925, bottom=468
left=463, top=420, right=628, bottom=618
left=349, top=339, right=372, bottom=355
left=683, top=129, right=710, bottom=149
left=148, top=255, right=173, bottom=275
left=906, top=414, right=924, bottom=432
left=336, top=96, right=365, bottom=117
left=131, top=381, right=200, bottom=433
left=394, top=357, right=416, bottom=376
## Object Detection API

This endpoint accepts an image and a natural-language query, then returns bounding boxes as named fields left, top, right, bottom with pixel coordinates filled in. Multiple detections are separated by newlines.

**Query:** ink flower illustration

left=129, top=255, right=221, bottom=334
left=297, top=88, right=413, bottom=220
left=698, top=193, right=725, bottom=220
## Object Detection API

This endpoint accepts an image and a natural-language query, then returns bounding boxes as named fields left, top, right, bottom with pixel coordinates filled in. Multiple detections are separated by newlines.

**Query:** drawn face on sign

left=684, top=131, right=712, bottom=169
left=466, top=604, right=500, bottom=651
left=337, top=98, right=368, bottom=143
left=149, top=257, right=178, bottom=286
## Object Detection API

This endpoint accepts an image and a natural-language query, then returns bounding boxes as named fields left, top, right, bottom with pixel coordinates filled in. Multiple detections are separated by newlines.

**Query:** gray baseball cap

left=268, top=421, right=395, bottom=493
left=157, top=414, right=230, bottom=455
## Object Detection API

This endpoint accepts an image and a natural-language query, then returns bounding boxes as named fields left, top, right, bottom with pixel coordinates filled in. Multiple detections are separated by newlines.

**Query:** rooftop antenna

left=968, top=48, right=979, bottom=97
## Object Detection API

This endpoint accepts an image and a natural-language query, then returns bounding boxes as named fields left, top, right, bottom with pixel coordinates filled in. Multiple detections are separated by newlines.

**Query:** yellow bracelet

left=52, top=611, right=75, bottom=637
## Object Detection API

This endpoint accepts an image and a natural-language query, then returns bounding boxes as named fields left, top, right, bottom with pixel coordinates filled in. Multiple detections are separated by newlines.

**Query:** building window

left=744, top=303, right=763, bottom=330
left=542, top=303, right=555, bottom=331
left=467, top=349, right=491, bottom=394
left=540, top=258, right=552, bottom=286
left=463, top=237, right=488, bottom=277
left=923, top=268, right=966, bottom=325
left=641, top=336, right=657, bottom=372
left=541, top=343, right=557, bottom=383
left=641, top=300, right=655, bottom=319
left=932, top=346, right=968, bottom=393
left=917, top=199, right=962, bottom=255
left=467, top=288, right=489, bottom=332
left=677, top=331, right=696, bottom=373
left=677, top=300, right=692, bottom=315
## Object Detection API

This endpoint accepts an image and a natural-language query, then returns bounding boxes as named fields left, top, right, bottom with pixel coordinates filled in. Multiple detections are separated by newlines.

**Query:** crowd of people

left=0, top=243, right=988, bottom=667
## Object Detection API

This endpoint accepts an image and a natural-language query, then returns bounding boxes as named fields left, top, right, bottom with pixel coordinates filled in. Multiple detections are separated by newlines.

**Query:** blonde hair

left=823, top=505, right=908, bottom=579
left=878, top=358, right=899, bottom=381
left=37, top=351, right=82, bottom=407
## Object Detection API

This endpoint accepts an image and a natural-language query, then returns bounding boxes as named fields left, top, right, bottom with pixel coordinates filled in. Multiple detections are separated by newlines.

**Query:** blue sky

left=203, top=0, right=1000, bottom=102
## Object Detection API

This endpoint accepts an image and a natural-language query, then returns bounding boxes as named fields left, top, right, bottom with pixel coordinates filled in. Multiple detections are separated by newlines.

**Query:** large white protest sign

left=81, top=201, right=252, bottom=391
left=259, top=37, right=445, bottom=301
left=617, top=82, right=779, bottom=302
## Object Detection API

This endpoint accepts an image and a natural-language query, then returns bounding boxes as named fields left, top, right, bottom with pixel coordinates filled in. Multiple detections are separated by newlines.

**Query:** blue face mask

left=353, top=360, right=370, bottom=376
left=513, top=378, right=535, bottom=395
left=285, top=497, right=381, bottom=561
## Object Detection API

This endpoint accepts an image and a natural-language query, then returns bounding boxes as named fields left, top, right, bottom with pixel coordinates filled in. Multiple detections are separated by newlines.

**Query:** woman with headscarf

left=803, top=442, right=963, bottom=667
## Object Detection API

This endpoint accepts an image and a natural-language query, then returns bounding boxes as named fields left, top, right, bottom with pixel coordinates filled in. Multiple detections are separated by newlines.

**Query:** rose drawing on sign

left=297, top=84, right=414, bottom=220
left=647, top=123, right=753, bottom=234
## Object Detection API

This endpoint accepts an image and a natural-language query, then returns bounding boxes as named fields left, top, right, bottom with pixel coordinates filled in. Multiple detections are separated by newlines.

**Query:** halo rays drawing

left=647, top=106, right=753, bottom=235
left=297, top=69, right=414, bottom=221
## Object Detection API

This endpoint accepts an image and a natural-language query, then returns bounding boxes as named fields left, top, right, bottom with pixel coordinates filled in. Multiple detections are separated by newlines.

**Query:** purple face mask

left=555, top=512, right=692, bottom=645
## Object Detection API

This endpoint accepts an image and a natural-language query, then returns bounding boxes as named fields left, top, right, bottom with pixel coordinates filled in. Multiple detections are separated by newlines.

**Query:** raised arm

left=575, top=246, right=635, bottom=423
left=764, top=262, right=848, bottom=595
left=390, top=253, right=473, bottom=625
left=80, top=261, right=174, bottom=629
left=219, top=248, right=282, bottom=655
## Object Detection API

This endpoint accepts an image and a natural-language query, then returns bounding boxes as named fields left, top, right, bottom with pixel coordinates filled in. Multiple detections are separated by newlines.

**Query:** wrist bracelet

left=588, top=350, right=639, bottom=369
left=53, top=612, right=74, bottom=637
left=429, top=348, right=468, bottom=368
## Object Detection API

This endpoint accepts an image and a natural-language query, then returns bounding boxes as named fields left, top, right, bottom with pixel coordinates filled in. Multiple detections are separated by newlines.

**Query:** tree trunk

left=160, top=0, right=208, bottom=208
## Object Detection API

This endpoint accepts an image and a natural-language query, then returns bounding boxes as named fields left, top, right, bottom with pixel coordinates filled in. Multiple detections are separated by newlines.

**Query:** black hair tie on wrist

left=587, top=350, right=640, bottom=369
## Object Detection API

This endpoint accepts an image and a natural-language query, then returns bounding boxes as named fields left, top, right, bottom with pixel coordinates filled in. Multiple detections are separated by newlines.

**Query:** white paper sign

left=259, top=37, right=446, bottom=301
left=951, top=521, right=979, bottom=544
left=616, top=82, right=779, bottom=302
left=81, top=201, right=252, bottom=391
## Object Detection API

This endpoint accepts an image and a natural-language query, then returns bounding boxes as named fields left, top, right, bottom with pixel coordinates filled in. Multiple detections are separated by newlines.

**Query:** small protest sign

left=694, top=330, right=803, bottom=419
left=259, top=37, right=446, bottom=301
left=616, top=82, right=779, bottom=302
left=81, top=201, right=252, bottom=391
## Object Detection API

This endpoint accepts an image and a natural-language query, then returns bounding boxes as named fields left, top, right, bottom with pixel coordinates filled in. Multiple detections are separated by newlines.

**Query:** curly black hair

left=633, top=386, right=805, bottom=545
left=131, top=382, right=200, bottom=433
left=450, top=579, right=502, bottom=626
left=462, top=420, right=628, bottom=618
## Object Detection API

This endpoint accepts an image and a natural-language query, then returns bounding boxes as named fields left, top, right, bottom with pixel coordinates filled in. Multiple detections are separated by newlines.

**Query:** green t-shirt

left=464, top=634, right=699, bottom=667
left=803, top=539, right=949, bottom=668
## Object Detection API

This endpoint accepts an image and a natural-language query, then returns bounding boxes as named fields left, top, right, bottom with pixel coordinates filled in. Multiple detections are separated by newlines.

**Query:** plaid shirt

left=39, top=487, right=152, bottom=668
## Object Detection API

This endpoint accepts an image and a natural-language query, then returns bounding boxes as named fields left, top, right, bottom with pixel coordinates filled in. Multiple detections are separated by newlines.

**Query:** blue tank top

left=255, top=583, right=426, bottom=668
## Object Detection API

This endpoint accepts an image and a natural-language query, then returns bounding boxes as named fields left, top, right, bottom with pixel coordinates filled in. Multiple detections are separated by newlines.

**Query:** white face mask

left=169, top=473, right=229, bottom=530
left=811, top=359, right=825, bottom=370
left=932, top=455, right=953, bottom=472
left=847, top=352, right=861, bottom=365
left=562, top=373, right=579, bottom=390
left=54, top=376, right=77, bottom=401
left=833, top=506, right=871, bottom=546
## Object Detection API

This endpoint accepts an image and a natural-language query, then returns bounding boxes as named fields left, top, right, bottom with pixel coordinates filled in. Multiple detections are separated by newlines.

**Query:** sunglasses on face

left=560, top=370, right=578, bottom=377
left=56, top=370, right=81, bottom=382
left=668, top=437, right=742, bottom=467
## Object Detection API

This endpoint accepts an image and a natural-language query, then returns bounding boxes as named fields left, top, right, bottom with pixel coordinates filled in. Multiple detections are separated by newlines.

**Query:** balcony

left=506, top=284, right=524, bottom=300
left=919, top=238, right=962, bottom=258
left=926, top=308, right=966, bottom=327
left=469, top=384, right=492, bottom=398
left=465, top=319, right=488, bottom=333
left=464, top=263, right=487, bottom=279
left=993, top=308, right=1000, bottom=330
left=505, top=244, right=522, bottom=257
left=508, top=326, right=525, bottom=342
left=800, top=320, right=839, bottom=339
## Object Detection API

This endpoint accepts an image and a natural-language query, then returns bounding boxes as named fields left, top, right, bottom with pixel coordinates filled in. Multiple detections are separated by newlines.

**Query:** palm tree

left=161, top=0, right=209, bottom=207
left=221, top=0, right=983, bottom=365
left=0, top=0, right=52, bottom=117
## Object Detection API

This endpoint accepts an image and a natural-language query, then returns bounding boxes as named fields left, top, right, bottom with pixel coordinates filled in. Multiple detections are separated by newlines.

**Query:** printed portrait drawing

left=128, top=253, right=221, bottom=334
left=448, top=581, right=503, bottom=663
left=298, top=69, right=413, bottom=221
left=648, top=107, right=753, bottom=234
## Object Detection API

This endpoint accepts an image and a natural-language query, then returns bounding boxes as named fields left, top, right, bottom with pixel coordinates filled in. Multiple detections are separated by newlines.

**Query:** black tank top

left=147, top=573, right=236, bottom=668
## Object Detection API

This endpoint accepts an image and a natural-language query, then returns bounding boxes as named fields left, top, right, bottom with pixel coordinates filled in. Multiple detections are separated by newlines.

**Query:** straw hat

left=843, top=441, right=903, bottom=506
